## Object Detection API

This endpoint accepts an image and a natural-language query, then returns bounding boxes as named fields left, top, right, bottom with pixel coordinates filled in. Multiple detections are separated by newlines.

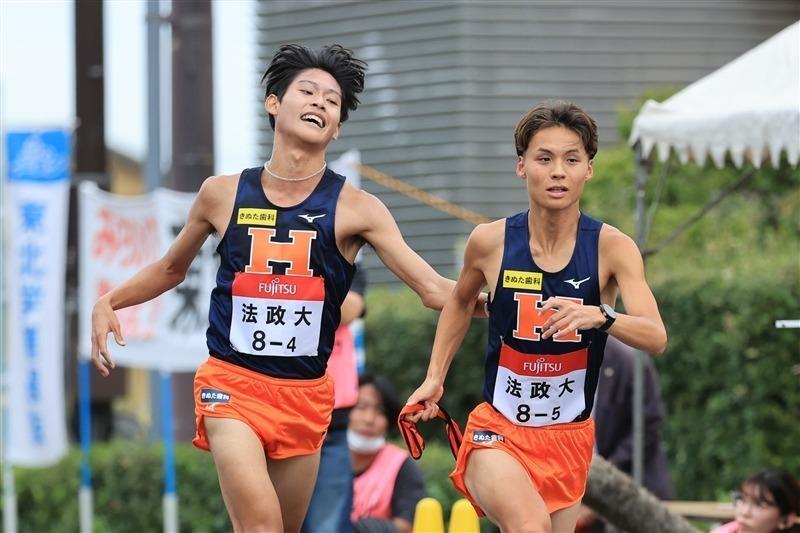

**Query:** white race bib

left=492, top=343, right=587, bottom=427
left=229, top=273, right=324, bottom=357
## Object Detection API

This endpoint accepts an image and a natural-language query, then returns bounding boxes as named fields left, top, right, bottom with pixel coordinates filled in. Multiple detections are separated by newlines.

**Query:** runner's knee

left=498, top=512, right=551, bottom=533
left=233, top=510, right=282, bottom=533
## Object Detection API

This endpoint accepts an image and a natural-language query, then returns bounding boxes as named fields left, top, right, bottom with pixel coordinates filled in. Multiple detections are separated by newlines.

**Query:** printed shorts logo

left=472, top=430, right=505, bottom=444
left=237, top=208, right=277, bottom=226
left=502, top=270, right=542, bottom=291
left=200, top=388, right=231, bottom=403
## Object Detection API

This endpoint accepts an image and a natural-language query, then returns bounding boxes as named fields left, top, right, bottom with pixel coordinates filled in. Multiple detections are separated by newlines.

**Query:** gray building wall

left=255, top=0, right=799, bottom=286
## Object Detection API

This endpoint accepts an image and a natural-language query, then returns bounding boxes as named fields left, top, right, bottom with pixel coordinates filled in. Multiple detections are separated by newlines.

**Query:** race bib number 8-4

left=492, top=344, right=588, bottom=427
left=230, top=273, right=324, bottom=357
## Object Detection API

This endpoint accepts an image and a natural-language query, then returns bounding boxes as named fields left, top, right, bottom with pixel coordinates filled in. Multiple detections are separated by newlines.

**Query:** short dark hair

left=514, top=100, right=598, bottom=159
left=358, top=373, right=401, bottom=426
left=260, top=43, right=367, bottom=130
left=742, top=469, right=800, bottom=528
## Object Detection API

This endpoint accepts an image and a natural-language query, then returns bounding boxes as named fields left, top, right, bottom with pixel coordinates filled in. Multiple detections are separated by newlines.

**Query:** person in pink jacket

left=350, top=374, right=426, bottom=533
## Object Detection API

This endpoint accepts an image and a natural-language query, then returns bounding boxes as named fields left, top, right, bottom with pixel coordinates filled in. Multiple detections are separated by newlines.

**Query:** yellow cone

left=448, top=499, right=480, bottom=533
left=413, top=497, right=445, bottom=533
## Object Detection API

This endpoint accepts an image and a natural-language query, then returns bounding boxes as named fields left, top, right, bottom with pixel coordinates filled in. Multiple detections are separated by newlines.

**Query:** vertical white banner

left=78, top=181, right=161, bottom=362
left=78, top=183, right=216, bottom=372
left=4, top=130, right=70, bottom=466
left=154, top=188, right=219, bottom=355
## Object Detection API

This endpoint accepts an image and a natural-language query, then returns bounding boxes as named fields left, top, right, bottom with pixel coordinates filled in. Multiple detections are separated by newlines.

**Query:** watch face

left=599, top=304, right=616, bottom=332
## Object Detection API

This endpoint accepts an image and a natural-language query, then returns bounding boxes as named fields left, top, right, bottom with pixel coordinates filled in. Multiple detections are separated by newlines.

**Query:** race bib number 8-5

left=229, top=273, right=324, bottom=357
left=492, top=344, right=588, bottom=427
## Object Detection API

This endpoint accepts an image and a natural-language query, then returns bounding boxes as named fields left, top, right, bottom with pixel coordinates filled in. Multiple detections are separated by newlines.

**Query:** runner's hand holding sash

left=398, top=403, right=463, bottom=460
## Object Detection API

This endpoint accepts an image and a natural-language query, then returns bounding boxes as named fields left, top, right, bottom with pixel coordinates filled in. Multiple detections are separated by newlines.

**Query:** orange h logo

left=245, top=228, right=316, bottom=276
left=513, top=293, right=583, bottom=342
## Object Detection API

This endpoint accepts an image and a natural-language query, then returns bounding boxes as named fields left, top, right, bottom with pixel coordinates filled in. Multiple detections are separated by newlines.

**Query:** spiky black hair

left=261, top=43, right=367, bottom=130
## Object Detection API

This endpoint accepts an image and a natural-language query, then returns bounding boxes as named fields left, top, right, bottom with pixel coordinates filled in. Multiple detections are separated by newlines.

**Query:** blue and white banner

left=4, top=130, right=70, bottom=466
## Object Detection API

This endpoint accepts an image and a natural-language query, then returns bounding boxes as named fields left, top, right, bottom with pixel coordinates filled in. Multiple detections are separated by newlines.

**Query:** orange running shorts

left=192, top=356, right=334, bottom=459
left=450, top=402, right=594, bottom=515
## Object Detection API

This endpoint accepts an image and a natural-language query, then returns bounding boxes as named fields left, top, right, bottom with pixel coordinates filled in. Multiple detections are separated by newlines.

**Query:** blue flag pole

left=78, top=358, right=93, bottom=533
left=160, top=370, right=178, bottom=533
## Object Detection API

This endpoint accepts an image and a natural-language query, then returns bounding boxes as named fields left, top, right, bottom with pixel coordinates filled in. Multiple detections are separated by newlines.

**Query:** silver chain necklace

left=263, top=159, right=326, bottom=182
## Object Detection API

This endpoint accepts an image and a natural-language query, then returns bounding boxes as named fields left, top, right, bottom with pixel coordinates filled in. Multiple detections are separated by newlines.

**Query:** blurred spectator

left=577, top=336, right=673, bottom=532
left=351, top=374, right=426, bottom=533
left=595, top=336, right=673, bottom=498
left=303, top=268, right=367, bottom=533
left=711, top=469, right=800, bottom=533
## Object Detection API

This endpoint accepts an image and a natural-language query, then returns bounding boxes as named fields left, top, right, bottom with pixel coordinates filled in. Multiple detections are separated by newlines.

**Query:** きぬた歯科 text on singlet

left=230, top=273, right=324, bottom=357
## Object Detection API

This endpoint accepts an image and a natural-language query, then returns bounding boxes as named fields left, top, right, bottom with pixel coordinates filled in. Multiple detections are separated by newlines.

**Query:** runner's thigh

left=465, top=448, right=551, bottom=532
left=206, top=417, right=282, bottom=531
left=267, top=451, right=322, bottom=533
left=550, top=501, right=582, bottom=533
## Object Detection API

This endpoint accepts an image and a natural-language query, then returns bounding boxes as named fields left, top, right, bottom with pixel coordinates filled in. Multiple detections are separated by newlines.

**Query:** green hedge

left=6, top=442, right=228, bottom=532
left=654, top=269, right=800, bottom=499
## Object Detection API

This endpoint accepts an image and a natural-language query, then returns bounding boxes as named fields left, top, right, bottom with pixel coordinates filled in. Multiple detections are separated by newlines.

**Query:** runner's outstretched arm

left=354, top=189, right=488, bottom=316
left=90, top=178, right=218, bottom=376
left=405, top=223, right=494, bottom=421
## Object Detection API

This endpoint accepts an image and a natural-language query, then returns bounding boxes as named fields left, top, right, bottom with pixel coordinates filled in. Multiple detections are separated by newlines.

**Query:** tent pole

left=632, top=142, right=650, bottom=486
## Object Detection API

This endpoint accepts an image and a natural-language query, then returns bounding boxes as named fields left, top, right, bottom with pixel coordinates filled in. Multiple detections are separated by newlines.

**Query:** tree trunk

left=583, top=456, right=697, bottom=533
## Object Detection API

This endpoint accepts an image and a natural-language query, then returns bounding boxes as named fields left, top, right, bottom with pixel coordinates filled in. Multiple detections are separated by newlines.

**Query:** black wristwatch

left=598, top=304, right=617, bottom=332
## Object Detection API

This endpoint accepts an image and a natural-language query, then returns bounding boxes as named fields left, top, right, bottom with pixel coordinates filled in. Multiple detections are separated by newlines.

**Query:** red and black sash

left=397, top=403, right=463, bottom=460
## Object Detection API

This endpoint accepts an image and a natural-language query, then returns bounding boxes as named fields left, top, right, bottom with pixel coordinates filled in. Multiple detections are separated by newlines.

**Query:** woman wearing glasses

left=712, top=469, right=800, bottom=533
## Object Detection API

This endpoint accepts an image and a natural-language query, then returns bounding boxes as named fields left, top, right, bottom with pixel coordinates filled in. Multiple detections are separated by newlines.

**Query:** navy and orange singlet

left=484, top=211, right=608, bottom=426
left=206, top=166, right=355, bottom=379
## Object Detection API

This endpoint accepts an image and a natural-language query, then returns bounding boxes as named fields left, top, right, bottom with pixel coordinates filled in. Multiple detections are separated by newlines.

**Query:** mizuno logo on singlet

left=564, top=277, right=590, bottom=289
left=298, top=213, right=326, bottom=223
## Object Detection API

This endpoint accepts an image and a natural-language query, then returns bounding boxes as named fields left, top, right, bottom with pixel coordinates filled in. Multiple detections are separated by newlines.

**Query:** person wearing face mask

left=350, top=374, right=426, bottom=533
left=711, top=470, right=800, bottom=533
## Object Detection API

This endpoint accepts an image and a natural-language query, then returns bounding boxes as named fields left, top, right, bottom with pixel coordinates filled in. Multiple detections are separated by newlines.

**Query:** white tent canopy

left=630, top=21, right=799, bottom=169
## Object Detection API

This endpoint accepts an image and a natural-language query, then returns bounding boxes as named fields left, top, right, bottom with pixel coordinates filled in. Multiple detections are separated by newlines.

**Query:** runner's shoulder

left=469, top=219, right=505, bottom=252
left=197, top=173, right=241, bottom=206
left=599, top=223, right=640, bottom=263
left=337, top=182, right=390, bottom=222
left=339, top=180, right=379, bottom=206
